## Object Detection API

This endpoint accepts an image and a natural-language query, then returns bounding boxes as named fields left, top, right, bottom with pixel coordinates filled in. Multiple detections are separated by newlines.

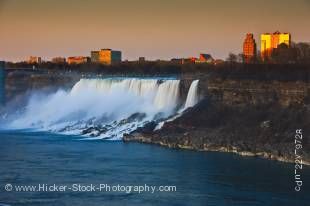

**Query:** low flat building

left=196, top=53, right=214, bottom=63
left=51, top=57, right=66, bottom=64
left=91, top=49, right=122, bottom=65
left=172, top=54, right=214, bottom=64
left=139, top=57, right=146, bottom=63
left=67, top=56, right=90, bottom=64
left=91, top=51, right=100, bottom=63
left=28, top=56, right=42, bottom=64
left=99, top=49, right=122, bottom=65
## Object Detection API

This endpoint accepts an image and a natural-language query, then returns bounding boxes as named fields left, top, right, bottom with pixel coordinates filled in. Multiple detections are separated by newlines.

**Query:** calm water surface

left=0, top=130, right=309, bottom=206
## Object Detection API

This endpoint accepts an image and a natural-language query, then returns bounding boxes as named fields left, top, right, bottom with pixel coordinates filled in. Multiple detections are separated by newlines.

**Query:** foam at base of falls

left=6, top=78, right=200, bottom=140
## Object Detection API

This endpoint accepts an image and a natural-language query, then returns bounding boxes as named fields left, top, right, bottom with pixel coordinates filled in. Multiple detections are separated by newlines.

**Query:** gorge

left=2, top=70, right=309, bottom=164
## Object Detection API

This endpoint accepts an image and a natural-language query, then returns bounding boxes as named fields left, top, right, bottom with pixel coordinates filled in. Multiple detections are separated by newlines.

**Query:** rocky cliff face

left=125, top=77, right=310, bottom=165
left=4, top=70, right=78, bottom=102
left=205, top=78, right=309, bottom=107
left=179, top=74, right=309, bottom=107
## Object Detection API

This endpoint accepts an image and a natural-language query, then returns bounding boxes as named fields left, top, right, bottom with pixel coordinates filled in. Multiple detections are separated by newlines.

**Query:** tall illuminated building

left=261, top=31, right=291, bottom=60
left=243, top=33, right=257, bottom=63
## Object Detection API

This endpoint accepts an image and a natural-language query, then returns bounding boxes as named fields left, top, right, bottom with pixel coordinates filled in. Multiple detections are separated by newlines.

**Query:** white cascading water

left=184, top=80, right=199, bottom=109
left=154, top=80, right=200, bottom=131
left=8, top=78, right=196, bottom=140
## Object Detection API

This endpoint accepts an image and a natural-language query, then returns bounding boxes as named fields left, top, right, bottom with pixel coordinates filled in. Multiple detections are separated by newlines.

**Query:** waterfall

left=154, top=80, right=200, bottom=131
left=7, top=78, right=200, bottom=140
left=154, top=80, right=180, bottom=110
left=71, top=78, right=180, bottom=111
left=184, top=80, right=199, bottom=109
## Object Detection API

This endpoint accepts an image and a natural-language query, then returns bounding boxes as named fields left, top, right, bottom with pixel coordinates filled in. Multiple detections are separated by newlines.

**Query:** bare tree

left=226, top=53, right=237, bottom=64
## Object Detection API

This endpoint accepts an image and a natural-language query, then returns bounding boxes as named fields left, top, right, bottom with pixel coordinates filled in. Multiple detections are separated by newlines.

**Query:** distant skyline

left=0, top=0, right=310, bottom=62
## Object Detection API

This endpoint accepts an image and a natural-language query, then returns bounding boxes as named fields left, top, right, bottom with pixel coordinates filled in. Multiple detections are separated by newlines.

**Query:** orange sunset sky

left=0, top=0, right=309, bottom=62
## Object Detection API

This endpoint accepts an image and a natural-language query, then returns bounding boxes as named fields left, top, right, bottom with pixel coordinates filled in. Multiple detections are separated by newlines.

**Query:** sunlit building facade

left=196, top=54, right=214, bottom=63
left=243, top=33, right=257, bottom=63
left=171, top=54, right=214, bottom=64
left=90, top=49, right=122, bottom=65
left=67, top=56, right=89, bottom=64
left=28, top=56, right=42, bottom=64
left=99, top=49, right=122, bottom=65
left=261, top=31, right=291, bottom=60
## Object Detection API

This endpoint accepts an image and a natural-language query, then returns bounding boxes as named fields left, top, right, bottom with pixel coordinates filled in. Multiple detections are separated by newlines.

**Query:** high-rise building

left=28, top=56, right=42, bottom=64
left=261, top=31, right=291, bottom=60
left=0, top=61, right=5, bottom=106
left=243, top=33, right=257, bottom=63
left=67, top=56, right=90, bottom=64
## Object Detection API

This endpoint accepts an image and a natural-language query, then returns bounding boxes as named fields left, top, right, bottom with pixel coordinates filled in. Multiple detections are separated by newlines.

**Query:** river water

left=0, top=130, right=309, bottom=206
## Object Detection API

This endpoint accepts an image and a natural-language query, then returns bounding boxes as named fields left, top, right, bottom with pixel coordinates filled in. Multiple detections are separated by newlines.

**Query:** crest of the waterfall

left=184, top=80, right=199, bottom=109
left=71, top=78, right=180, bottom=112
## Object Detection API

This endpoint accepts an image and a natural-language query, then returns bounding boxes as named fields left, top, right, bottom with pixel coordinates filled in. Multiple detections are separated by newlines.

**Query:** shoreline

left=123, top=133, right=310, bottom=166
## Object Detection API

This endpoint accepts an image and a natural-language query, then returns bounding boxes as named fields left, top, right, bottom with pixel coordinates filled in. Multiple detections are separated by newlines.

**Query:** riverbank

left=124, top=99, right=310, bottom=165
left=123, top=75, right=310, bottom=165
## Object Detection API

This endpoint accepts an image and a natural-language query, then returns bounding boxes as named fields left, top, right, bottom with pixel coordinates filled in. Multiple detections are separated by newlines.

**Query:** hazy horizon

left=0, top=0, right=310, bottom=62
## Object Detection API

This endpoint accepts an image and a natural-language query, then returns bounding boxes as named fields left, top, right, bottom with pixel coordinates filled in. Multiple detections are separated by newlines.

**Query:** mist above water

left=6, top=78, right=200, bottom=140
